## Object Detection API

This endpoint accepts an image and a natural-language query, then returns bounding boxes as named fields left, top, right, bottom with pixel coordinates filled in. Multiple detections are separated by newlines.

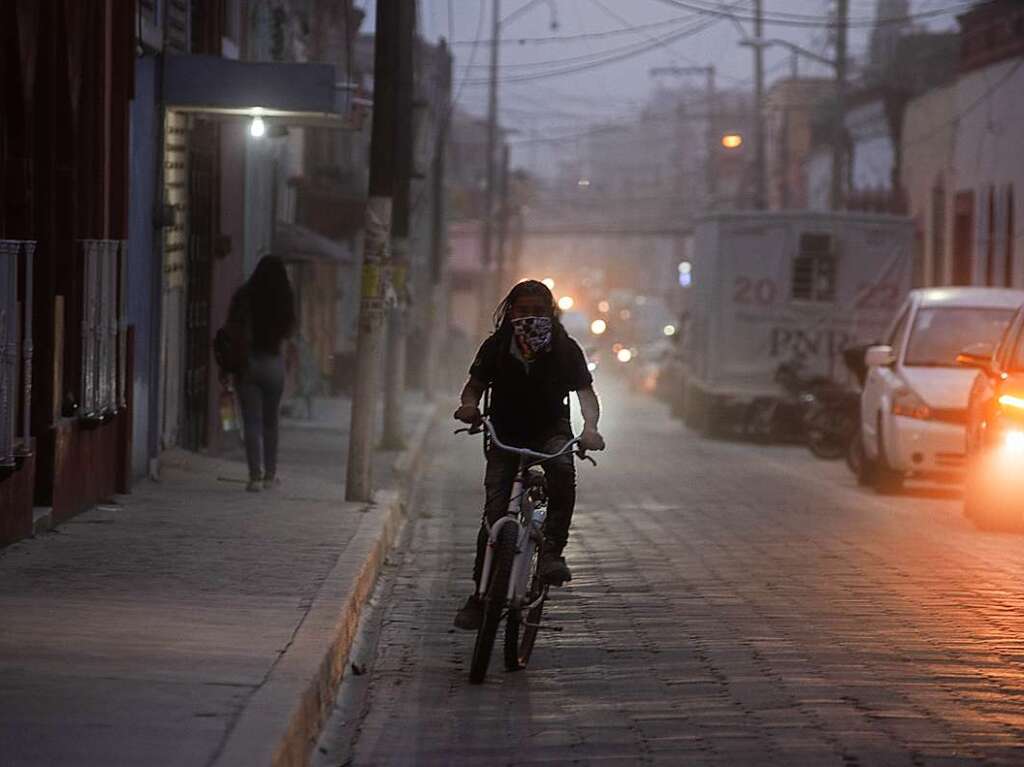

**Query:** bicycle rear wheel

left=469, top=524, right=517, bottom=684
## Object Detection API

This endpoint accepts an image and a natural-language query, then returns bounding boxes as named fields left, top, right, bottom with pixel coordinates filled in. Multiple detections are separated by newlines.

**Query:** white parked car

left=860, top=287, right=1024, bottom=493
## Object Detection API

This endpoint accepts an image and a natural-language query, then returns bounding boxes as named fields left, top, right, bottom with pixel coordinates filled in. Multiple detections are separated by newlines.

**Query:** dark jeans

left=238, top=353, right=285, bottom=481
left=473, top=432, right=576, bottom=585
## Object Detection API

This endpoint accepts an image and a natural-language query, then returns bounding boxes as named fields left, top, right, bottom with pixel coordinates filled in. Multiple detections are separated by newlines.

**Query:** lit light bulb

left=721, top=132, right=742, bottom=149
left=557, top=295, right=575, bottom=311
left=250, top=115, right=266, bottom=138
left=617, top=348, right=633, bottom=363
left=590, top=319, right=607, bottom=335
left=663, top=324, right=677, bottom=337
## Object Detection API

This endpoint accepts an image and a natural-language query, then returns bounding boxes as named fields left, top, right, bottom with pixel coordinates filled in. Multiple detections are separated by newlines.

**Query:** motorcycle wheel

left=804, top=406, right=846, bottom=460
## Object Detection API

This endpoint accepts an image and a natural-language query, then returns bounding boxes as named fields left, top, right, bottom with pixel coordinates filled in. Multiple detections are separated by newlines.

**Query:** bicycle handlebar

left=455, top=417, right=596, bottom=466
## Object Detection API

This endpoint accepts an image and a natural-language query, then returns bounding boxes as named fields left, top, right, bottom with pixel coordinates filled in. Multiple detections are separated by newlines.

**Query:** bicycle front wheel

left=469, top=524, right=517, bottom=684
left=504, top=543, right=546, bottom=672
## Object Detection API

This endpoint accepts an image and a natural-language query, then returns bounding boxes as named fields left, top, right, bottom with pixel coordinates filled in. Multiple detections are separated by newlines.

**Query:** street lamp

left=721, top=133, right=743, bottom=149
left=249, top=114, right=266, bottom=138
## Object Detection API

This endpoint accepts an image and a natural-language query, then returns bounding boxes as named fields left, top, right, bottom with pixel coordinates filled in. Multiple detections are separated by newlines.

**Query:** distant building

left=764, top=77, right=834, bottom=210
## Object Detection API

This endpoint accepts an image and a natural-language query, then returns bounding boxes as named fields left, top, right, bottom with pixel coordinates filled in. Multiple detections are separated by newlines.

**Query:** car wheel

left=873, top=414, right=904, bottom=495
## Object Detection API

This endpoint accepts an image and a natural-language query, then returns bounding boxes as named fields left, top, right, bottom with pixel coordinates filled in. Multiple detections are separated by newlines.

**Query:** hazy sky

left=355, top=0, right=968, bottom=175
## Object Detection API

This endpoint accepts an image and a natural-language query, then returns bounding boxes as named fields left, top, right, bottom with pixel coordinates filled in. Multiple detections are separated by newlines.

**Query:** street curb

left=213, top=402, right=439, bottom=767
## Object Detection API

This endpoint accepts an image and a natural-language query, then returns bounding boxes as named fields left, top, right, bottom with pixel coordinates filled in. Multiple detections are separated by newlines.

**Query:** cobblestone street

left=317, top=381, right=1024, bottom=766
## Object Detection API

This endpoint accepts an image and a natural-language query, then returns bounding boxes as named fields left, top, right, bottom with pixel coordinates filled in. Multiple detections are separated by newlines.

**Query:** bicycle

left=455, top=417, right=596, bottom=684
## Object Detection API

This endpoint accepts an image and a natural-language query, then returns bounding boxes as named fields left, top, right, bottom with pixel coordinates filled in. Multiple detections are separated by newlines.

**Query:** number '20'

left=733, top=277, right=777, bottom=306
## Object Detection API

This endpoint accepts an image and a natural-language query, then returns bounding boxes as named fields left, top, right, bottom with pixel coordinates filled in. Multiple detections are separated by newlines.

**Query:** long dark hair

left=492, top=279, right=563, bottom=333
left=247, top=255, right=296, bottom=354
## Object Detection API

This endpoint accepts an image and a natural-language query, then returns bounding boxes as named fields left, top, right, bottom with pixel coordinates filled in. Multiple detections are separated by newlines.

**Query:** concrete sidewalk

left=0, top=394, right=438, bottom=767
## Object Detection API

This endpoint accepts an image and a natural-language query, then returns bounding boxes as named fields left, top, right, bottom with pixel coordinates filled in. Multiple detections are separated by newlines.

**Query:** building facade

left=902, top=0, right=1024, bottom=289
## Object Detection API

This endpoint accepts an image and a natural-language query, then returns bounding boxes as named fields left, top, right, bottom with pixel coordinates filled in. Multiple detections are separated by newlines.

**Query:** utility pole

left=704, top=67, right=717, bottom=209
left=495, top=143, right=511, bottom=294
left=831, top=0, right=848, bottom=211
left=752, top=0, right=766, bottom=210
left=382, top=0, right=416, bottom=449
left=426, top=40, right=452, bottom=400
left=479, top=0, right=501, bottom=336
left=346, top=0, right=401, bottom=501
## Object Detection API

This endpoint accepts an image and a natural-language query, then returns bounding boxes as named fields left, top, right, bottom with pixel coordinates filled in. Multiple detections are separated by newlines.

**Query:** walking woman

left=227, top=256, right=296, bottom=492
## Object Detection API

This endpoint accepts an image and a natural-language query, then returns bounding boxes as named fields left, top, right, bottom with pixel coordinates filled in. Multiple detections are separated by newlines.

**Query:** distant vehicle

left=681, top=211, right=914, bottom=438
left=960, top=301, right=1024, bottom=529
left=860, top=287, right=1024, bottom=494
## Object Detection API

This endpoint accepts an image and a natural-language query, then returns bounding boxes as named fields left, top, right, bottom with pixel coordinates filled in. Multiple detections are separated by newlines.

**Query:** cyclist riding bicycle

left=454, top=279, right=606, bottom=631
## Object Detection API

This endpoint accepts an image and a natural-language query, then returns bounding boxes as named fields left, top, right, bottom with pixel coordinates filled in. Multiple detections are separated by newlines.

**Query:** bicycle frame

left=470, top=419, right=582, bottom=609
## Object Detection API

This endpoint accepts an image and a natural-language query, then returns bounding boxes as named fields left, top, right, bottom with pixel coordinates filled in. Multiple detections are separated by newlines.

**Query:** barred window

left=79, top=240, right=128, bottom=421
left=0, top=240, right=35, bottom=467
left=792, top=232, right=836, bottom=302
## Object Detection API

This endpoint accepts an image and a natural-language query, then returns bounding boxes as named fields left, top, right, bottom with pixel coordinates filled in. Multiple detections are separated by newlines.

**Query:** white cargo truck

left=681, top=210, right=914, bottom=435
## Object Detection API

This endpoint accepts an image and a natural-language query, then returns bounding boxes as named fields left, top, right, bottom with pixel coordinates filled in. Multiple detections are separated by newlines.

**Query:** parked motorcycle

left=803, top=387, right=860, bottom=460
left=744, top=358, right=828, bottom=444
left=745, top=354, right=862, bottom=459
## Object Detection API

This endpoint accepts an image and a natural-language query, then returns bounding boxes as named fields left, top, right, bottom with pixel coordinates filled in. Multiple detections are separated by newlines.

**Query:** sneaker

left=246, top=479, right=262, bottom=493
left=453, top=594, right=484, bottom=631
left=539, top=552, right=572, bottom=585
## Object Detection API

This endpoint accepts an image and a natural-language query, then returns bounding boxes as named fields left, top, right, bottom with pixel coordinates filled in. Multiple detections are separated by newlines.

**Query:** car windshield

left=903, top=307, right=1014, bottom=367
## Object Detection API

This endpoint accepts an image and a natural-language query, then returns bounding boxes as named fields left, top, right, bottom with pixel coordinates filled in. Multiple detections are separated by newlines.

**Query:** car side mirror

left=864, top=345, right=896, bottom=368
left=955, top=342, right=996, bottom=372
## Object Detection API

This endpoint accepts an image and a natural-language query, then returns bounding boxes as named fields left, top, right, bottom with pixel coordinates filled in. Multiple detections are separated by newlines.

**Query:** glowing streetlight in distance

left=721, top=132, right=743, bottom=149
left=577, top=178, right=591, bottom=188
left=557, top=295, right=574, bottom=311
left=678, top=260, right=692, bottom=288
left=663, top=324, right=677, bottom=337
left=597, top=300, right=610, bottom=313
left=249, top=115, right=266, bottom=138
left=542, top=277, right=555, bottom=290
left=590, top=319, right=607, bottom=335
left=617, top=348, right=633, bottom=363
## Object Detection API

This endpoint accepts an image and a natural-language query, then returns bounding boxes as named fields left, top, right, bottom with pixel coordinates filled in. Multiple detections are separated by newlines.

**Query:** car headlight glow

left=891, top=388, right=931, bottom=420
left=1002, top=429, right=1024, bottom=456
left=999, top=394, right=1024, bottom=411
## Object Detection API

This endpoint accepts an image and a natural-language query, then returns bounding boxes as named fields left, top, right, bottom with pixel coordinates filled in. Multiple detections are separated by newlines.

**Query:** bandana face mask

left=511, top=316, right=553, bottom=357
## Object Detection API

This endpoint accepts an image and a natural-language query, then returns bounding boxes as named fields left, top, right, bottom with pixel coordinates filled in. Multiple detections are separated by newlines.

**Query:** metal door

left=183, top=119, right=216, bottom=451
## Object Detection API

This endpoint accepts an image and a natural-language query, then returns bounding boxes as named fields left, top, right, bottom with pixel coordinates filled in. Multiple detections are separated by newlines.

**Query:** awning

left=163, top=54, right=366, bottom=129
left=273, top=221, right=356, bottom=265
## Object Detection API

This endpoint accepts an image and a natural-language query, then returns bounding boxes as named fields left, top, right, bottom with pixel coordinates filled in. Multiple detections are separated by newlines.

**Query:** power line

left=648, top=0, right=975, bottom=29
left=461, top=13, right=725, bottom=85
left=448, top=14, right=697, bottom=46
left=454, top=14, right=701, bottom=70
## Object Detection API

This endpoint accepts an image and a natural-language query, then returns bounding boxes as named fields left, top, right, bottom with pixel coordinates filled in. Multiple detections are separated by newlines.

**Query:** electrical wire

left=454, top=13, right=702, bottom=71
left=647, top=0, right=975, bottom=29
left=461, top=13, right=726, bottom=85
left=449, top=13, right=708, bottom=46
